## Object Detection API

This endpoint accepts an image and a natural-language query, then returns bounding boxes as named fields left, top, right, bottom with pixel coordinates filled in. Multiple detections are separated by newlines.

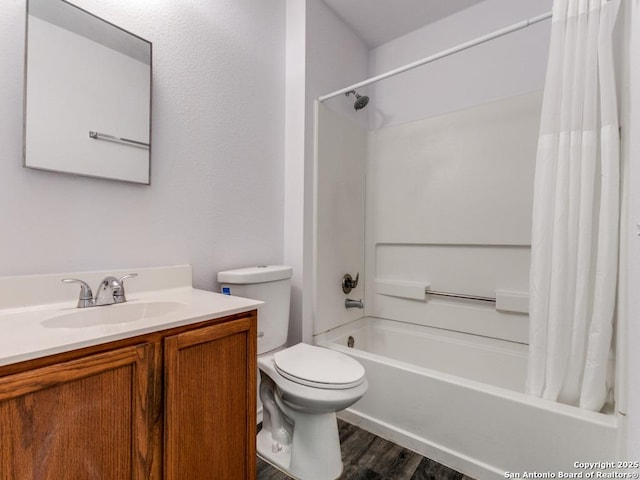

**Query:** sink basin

left=42, top=301, right=187, bottom=328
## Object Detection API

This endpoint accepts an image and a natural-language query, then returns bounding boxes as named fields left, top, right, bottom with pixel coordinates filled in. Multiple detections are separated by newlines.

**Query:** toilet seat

left=274, top=343, right=365, bottom=390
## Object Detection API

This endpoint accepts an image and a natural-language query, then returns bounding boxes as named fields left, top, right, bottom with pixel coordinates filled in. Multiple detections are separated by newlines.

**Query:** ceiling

left=321, top=0, right=487, bottom=48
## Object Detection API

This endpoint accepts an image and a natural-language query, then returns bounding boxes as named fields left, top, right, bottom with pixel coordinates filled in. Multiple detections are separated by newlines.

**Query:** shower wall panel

left=365, top=92, right=541, bottom=342
left=314, top=102, right=367, bottom=335
left=368, top=92, right=540, bottom=245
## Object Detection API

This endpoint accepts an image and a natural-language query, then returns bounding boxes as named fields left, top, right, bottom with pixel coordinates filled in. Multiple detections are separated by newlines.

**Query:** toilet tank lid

left=217, top=265, right=292, bottom=284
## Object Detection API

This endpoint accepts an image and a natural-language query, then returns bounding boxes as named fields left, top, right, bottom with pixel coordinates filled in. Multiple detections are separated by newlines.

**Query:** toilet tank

left=217, top=265, right=292, bottom=355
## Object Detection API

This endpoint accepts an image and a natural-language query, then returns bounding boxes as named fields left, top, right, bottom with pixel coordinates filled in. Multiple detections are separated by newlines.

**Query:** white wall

left=0, top=0, right=285, bottom=290
left=307, top=0, right=640, bottom=459
left=626, top=0, right=640, bottom=459
left=365, top=92, right=540, bottom=343
left=284, top=0, right=307, bottom=345
left=368, top=0, right=553, bottom=128
left=367, top=92, right=540, bottom=246
left=284, top=0, right=369, bottom=343
left=314, top=103, right=366, bottom=335
left=305, top=1, right=369, bottom=339
left=360, top=0, right=552, bottom=345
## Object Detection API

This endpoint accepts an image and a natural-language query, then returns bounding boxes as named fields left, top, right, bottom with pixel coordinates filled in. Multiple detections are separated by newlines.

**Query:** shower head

left=345, top=90, right=369, bottom=111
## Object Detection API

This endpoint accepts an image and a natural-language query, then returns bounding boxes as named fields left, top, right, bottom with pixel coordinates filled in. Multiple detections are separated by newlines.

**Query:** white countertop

left=0, top=266, right=263, bottom=367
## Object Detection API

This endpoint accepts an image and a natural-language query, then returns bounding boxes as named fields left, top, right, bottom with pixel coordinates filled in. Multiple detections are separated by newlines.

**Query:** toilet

left=217, top=265, right=368, bottom=480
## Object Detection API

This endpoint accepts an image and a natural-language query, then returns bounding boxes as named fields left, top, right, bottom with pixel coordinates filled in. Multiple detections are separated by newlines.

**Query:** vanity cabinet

left=0, top=343, right=154, bottom=480
left=0, top=311, right=257, bottom=480
left=164, top=317, right=256, bottom=479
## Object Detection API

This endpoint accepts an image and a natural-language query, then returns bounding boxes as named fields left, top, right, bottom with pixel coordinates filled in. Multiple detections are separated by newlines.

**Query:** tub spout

left=345, top=298, right=364, bottom=309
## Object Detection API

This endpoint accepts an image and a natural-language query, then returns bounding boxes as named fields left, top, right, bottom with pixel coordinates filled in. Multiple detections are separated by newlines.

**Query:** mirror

left=24, top=0, right=152, bottom=184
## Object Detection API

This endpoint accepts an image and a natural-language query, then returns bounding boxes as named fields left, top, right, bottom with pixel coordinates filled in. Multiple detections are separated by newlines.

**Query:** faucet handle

left=342, top=272, right=359, bottom=294
left=114, top=273, right=138, bottom=303
left=118, top=273, right=138, bottom=284
left=62, top=278, right=95, bottom=308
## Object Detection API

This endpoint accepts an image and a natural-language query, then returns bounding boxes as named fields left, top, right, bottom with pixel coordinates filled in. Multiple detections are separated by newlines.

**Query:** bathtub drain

left=347, top=336, right=354, bottom=348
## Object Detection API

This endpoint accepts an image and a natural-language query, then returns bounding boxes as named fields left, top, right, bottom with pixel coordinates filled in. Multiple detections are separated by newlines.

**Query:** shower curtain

left=527, top=0, right=621, bottom=411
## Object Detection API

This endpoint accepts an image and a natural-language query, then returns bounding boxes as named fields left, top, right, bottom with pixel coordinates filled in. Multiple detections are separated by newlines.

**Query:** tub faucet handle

left=342, top=272, right=359, bottom=294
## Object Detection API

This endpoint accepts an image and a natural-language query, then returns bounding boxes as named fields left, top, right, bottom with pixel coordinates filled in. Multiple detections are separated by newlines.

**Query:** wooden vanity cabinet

left=0, top=343, right=154, bottom=480
left=0, top=310, right=257, bottom=480
left=164, top=316, right=256, bottom=480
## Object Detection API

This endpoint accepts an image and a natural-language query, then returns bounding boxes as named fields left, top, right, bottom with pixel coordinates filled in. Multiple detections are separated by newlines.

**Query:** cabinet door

left=164, top=315, right=257, bottom=480
left=0, top=344, right=156, bottom=480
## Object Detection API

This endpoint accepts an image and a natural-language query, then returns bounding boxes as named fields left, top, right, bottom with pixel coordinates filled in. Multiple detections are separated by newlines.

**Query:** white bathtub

left=315, top=317, right=622, bottom=480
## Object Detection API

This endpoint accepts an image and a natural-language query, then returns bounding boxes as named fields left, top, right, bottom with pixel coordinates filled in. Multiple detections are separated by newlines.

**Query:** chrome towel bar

left=426, top=289, right=496, bottom=303
left=89, top=131, right=149, bottom=149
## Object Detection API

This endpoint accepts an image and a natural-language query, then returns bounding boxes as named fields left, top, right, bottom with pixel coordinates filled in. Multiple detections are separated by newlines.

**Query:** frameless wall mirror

left=24, top=0, right=152, bottom=184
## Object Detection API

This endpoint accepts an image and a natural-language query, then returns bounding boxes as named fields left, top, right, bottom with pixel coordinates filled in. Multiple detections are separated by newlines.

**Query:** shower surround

left=313, top=91, right=623, bottom=477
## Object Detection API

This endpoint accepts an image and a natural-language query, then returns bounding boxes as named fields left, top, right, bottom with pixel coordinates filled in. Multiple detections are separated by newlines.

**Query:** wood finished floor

left=256, top=419, right=476, bottom=480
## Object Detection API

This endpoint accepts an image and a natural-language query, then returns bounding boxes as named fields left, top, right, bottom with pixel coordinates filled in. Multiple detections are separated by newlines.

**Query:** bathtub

left=315, top=317, right=621, bottom=480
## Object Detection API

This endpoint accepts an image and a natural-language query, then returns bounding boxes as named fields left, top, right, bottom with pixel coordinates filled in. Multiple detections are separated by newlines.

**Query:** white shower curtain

left=527, top=0, right=621, bottom=411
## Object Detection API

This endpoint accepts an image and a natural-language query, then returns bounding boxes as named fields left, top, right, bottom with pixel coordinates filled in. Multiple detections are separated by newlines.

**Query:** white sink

left=0, top=266, right=264, bottom=368
left=42, top=301, right=187, bottom=328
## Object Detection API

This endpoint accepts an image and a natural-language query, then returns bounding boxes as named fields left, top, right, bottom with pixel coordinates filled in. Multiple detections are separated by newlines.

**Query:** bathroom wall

left=365, top=92, right=540, bottom=343
left=0, top=0, right=285, bottom=290
left=357, top=0, right=552, bottom=345
left=306, top=0, right=552, bottom=341
left=285, top=0, right=369, bottom=343
left=306, top=0, right=640, bottom=457
left=283, top=0, right=307, bottom=345
left=314, top=102, right=366, bottom=335
left=368, top=0, right=553, bottom=128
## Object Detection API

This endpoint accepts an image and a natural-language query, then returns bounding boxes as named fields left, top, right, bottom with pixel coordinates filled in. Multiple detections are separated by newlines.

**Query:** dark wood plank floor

left=257, top=419, right=475, bottom=480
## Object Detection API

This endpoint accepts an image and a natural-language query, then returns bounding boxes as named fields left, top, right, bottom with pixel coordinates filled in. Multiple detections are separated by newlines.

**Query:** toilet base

left=257, top=429, right=294, bottom=477
left=257, top=411, right=343, bottom=480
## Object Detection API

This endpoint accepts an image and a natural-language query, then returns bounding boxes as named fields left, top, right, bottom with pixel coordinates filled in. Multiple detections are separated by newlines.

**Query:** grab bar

left=375, top=280, right=521, bottom=309
left=89, top=131, right=150, bottom=149
left=425, top=289, right=496, bottom=303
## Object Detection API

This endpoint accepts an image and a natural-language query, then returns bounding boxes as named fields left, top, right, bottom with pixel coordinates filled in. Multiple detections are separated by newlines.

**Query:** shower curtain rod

left=318, top=10, right=552, bottom=102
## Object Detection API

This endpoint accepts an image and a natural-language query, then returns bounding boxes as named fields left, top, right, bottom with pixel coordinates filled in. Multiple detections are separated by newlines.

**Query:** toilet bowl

left=257, top=343, right=368, bottom=480
left=216, top=266, right=368, bottom=480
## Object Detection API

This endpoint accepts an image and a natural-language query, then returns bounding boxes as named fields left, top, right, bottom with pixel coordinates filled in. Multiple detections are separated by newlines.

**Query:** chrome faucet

left=62, top=273, right=138, bottom=308
left=61, top=278, right=94, bottom=308
left=345, top=298, right=364, bottom=309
